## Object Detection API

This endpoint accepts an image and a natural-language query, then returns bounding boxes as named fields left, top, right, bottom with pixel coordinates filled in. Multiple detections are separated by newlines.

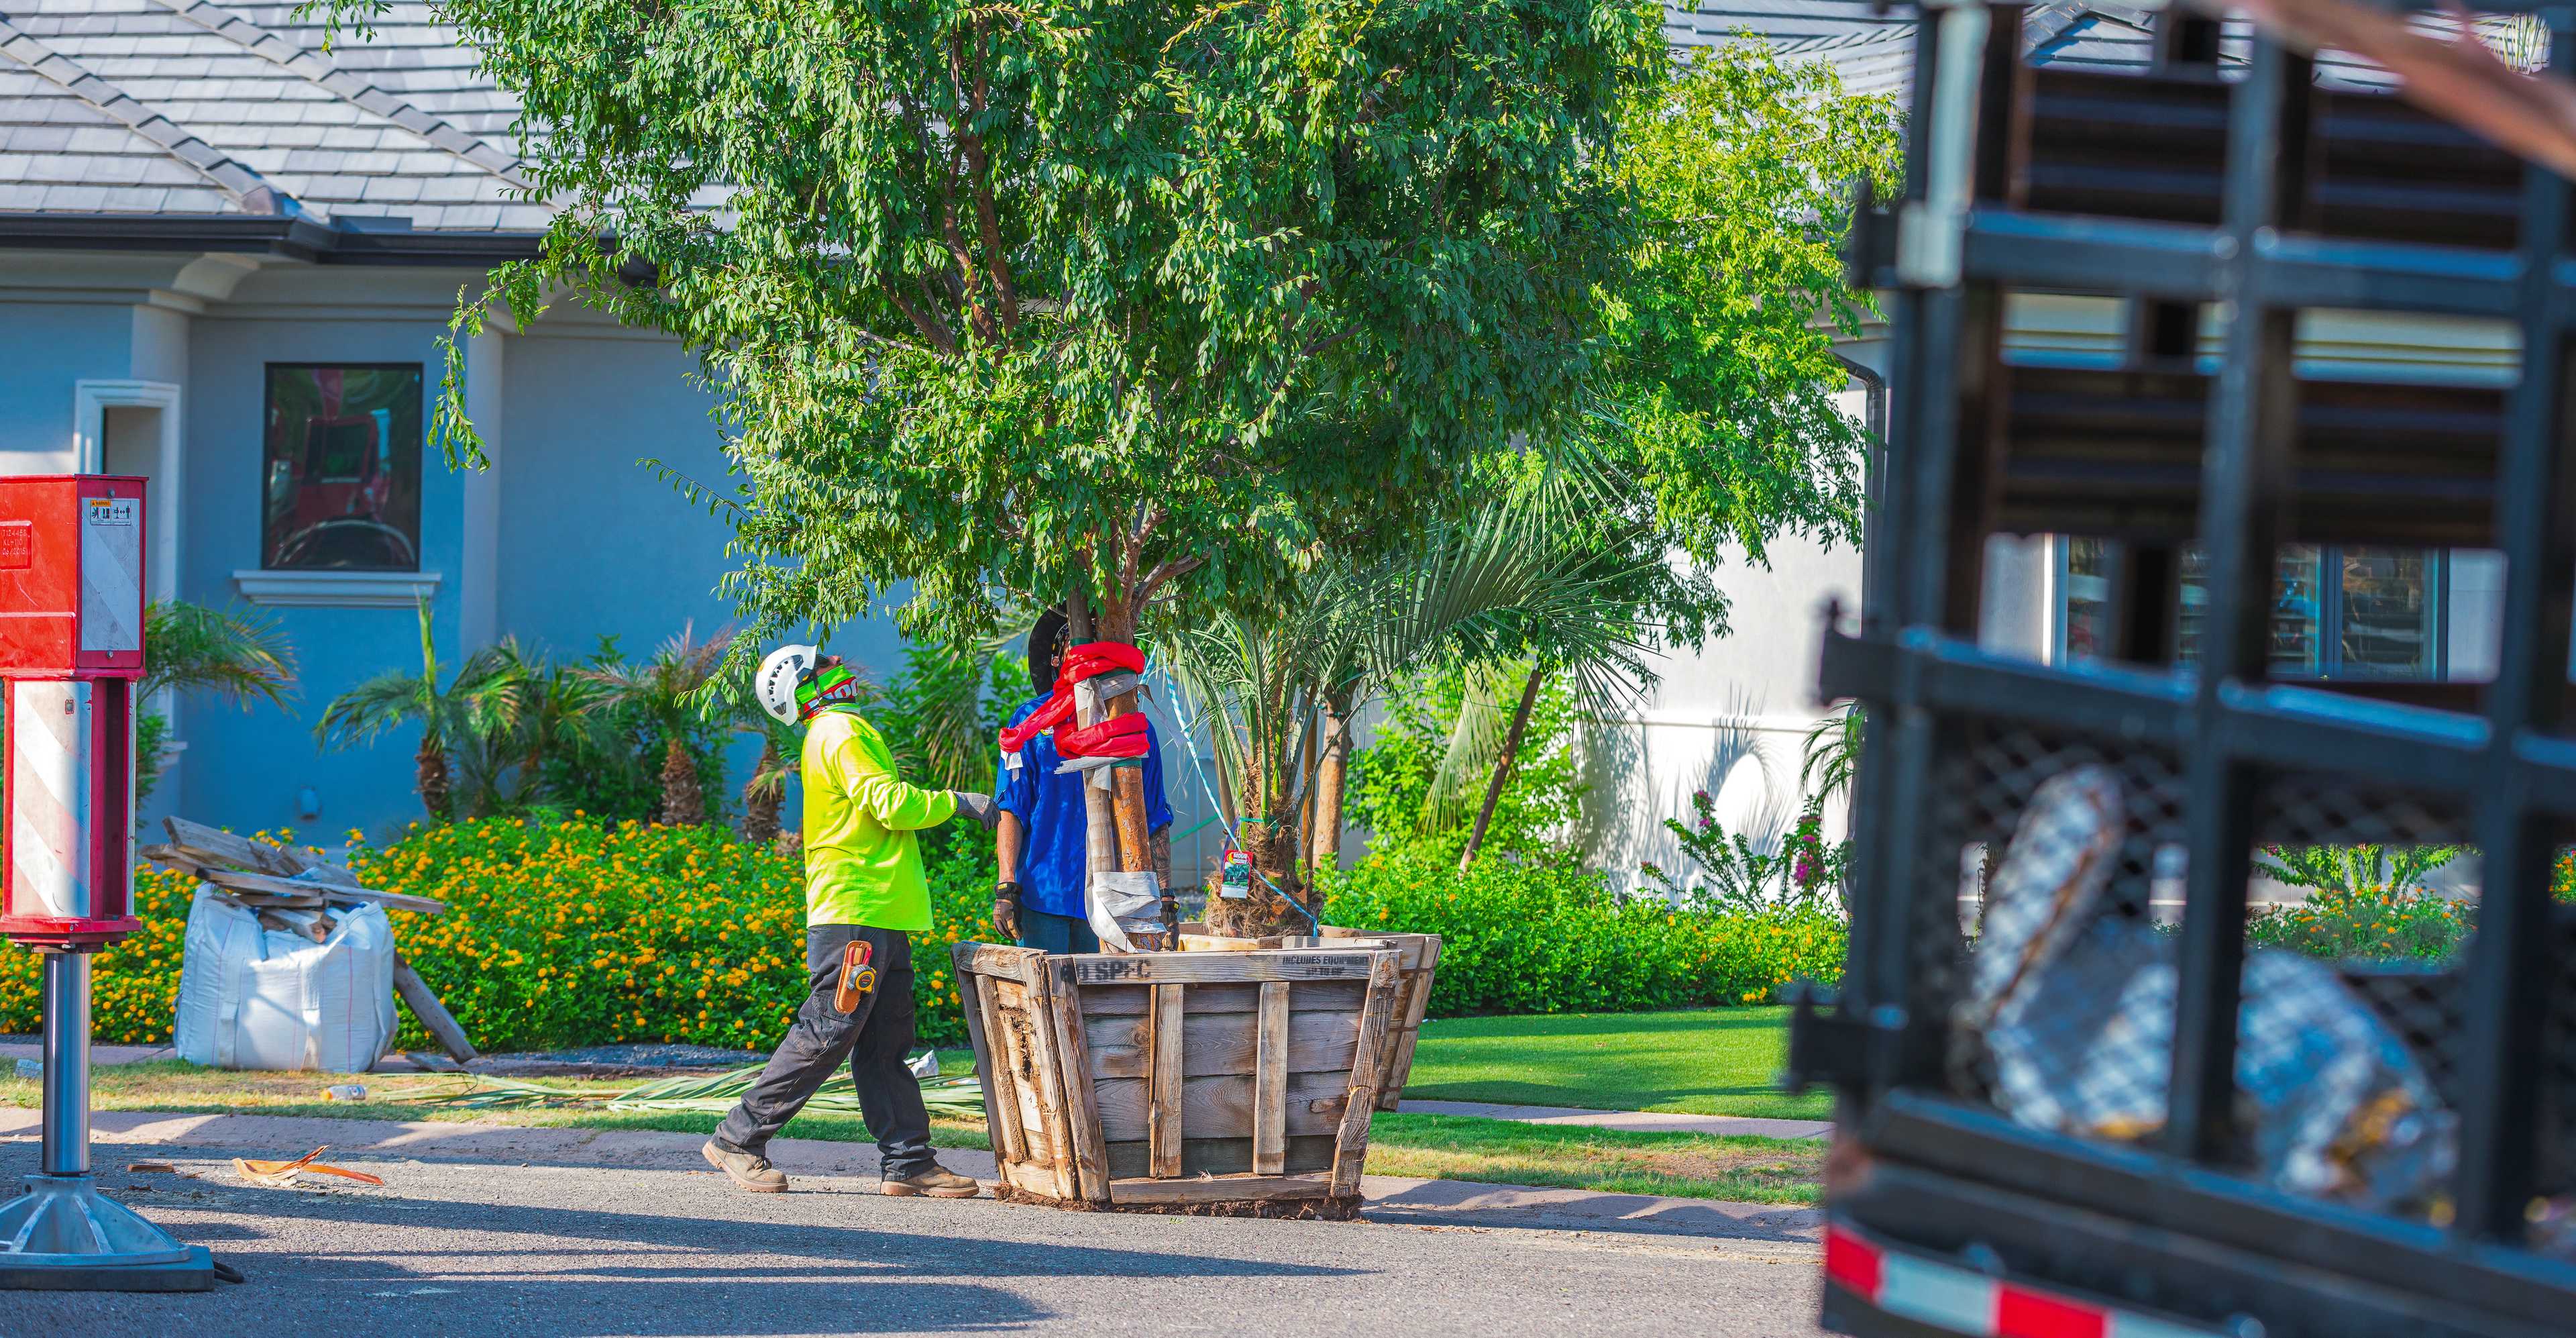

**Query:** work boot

left=703, top=1139, right=787, bottom=1193
left=881, top=1164, right=981, bottom=1198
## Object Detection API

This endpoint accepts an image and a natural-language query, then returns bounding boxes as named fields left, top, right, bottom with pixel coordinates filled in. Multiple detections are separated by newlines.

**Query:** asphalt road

left=0, top=1148, right=1826, bottom=1338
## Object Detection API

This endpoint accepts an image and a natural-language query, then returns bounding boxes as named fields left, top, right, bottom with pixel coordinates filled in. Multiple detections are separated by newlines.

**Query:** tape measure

left=833, top=939, right=877, bottom=1013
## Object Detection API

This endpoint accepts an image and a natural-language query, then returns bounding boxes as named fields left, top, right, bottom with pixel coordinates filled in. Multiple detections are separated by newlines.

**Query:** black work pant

left=713, top=925, right=934, bottom=1177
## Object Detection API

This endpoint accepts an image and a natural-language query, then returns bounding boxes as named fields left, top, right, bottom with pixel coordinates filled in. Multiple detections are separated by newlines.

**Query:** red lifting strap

left=1057, top=711, right=1150, bottom=760
left=998, top=640, right=1148, bottom=757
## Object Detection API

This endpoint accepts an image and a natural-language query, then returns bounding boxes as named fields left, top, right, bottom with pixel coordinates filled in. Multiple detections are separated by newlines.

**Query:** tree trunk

left=660, top=733, right=704, bottom=827
left=1307, top=692, right=1350, bottom=874
left=743, top=739, right=783, bottom=842
left=1458, top=666, right=1545, bottom=872
left=1102, top=601, right=1170, bottom=947
left=1065, top=595, right=1136, bottom=949
left=416, top=731, right=452, bottom=823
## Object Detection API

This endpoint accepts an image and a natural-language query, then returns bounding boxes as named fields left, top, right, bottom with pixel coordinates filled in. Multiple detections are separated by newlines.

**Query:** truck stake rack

left=1805, top=4, right=2576, bottom=1334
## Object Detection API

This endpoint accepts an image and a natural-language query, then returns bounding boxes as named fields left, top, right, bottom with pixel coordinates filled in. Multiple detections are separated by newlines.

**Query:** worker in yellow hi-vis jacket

left=703, top=643, right=1003, bottom=1196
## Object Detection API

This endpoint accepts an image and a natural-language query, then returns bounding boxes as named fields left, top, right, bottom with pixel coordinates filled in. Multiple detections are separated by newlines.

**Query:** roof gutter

left=0, top=213, right=546, bottom=266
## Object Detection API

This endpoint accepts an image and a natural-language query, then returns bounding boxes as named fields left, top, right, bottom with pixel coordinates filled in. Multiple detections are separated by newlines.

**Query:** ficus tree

left=317, top=0, right=1660, bottom=932
left=1585, top=38, right=1902, bottom=603
left=317, top=0, right=1659, bottom=647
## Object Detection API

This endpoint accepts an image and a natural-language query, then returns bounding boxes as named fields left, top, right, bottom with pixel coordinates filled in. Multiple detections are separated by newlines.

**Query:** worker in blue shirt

left=994, top=607, right=1174, bottom=952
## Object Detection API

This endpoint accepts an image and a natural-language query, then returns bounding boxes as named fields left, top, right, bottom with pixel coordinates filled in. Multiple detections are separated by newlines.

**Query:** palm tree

left=738, top=713, right=800, bottom=845
left=1161, top=499, right=1652, bottom=934
left=314, top=599, right=521, bottom=822
left=578, top=623, right=734, bottom=825
left=136, top=600, right=299, bottom=804
left=1800, top=703, right=1864, bottom=812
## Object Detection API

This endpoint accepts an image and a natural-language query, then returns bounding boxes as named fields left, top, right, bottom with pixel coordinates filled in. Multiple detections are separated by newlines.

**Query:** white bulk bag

left=173, top=886, right=398, bottom=1072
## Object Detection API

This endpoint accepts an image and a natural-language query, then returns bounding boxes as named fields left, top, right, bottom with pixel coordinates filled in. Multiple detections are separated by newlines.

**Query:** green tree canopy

left=329, top=0, right=1661, bottom=650
left=1530, top=38, right=1903, bottom=650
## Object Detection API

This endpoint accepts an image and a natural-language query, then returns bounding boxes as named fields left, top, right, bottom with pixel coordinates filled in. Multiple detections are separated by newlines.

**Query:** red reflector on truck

left=1997, top=1288, right=2107, bottom=1338
left=1823, top=1220, right=2224, bottom=1338
left=1825, top=1225, right=1883, bottom=1297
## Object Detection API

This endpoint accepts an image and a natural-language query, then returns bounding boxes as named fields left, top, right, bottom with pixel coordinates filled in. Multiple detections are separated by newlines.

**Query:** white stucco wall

left=1579, top=372, right=1888, bottom=892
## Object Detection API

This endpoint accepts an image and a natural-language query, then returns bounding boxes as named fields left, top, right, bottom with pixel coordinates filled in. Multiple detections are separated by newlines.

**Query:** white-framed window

left=2057, top=538, right=2452, bottom=680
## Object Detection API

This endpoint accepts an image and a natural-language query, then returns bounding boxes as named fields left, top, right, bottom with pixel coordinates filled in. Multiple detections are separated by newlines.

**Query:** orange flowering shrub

left=0, top=862, right=196, bottom=1046
left=0, top=819, right=999, bottom=1050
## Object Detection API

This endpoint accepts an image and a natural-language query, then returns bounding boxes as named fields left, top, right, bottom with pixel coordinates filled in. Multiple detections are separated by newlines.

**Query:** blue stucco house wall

left=0, top=2, right=930, bottom=839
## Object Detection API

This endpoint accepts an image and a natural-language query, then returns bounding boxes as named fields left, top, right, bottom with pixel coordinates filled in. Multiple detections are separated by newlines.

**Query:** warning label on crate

left=0, top=522, right=28, bottom=570
left=84, top=497, right=136, bottom=527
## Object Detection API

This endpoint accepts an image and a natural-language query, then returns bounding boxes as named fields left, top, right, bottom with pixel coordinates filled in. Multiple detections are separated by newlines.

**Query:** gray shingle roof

left=1756, top=3, right=2536, bottom=103
left=0, top=0, right=543, bottom=229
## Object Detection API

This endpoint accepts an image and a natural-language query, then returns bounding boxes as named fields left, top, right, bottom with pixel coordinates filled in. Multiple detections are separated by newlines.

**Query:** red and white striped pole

left=0, top=476, right=215, bottom=1290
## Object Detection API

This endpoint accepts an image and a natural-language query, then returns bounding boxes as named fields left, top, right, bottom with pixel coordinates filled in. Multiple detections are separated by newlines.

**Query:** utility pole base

left=0, top=1172, right=218, bottom=1292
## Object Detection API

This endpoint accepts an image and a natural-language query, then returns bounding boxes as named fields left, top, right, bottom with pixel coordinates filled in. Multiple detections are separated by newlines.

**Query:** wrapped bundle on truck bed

left=1798, top=5, right=2576, bottom=1335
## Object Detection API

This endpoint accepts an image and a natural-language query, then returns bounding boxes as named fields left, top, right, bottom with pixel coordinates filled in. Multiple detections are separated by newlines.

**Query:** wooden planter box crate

left=1178, top=923, right=1442, bottom=1112
left=953, top=941, right=1404, bottom=1216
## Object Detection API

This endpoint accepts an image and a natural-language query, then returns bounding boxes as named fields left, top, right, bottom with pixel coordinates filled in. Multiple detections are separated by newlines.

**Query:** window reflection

left=262, top=365, right=424, bottom=572
left=2062, top=539, right=2445, bottom=679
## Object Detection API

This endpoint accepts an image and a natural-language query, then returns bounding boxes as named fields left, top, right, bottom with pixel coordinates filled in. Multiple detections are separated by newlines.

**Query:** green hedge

left=5, top=822, right=1846, bottom=1050
left=1322, top=854, right=1845, bottom=1016
left=0, top=819, right=1000, bottom=1050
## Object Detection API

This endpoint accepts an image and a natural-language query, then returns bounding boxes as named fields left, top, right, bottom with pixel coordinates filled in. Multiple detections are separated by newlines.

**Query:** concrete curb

left=0, top=1107, right=1822, bottom=1245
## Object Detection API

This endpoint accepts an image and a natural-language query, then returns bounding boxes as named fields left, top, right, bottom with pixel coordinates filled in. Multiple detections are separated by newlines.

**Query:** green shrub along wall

left=1322, top=854, right=1846, bottom=1016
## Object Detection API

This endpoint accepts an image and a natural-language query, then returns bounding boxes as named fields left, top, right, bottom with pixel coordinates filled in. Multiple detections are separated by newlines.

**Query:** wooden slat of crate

left=1055, top=952, right=1381, bottom=986
left=1078, top=980, right=1366, bottom=1016
left=1330, top=950, right=1403, bottom=1196
left=1377, top=936, right=1438, bottom=1111
left=1015, top=960, right=1083, bottom=1202
left=1147, top=983, right=1184, bottom=1178
left=1253, top=981, right=1291, bottom=1174
left=1040, top=961, right=1111, bottom=1202
left=955, top=958, right=1024, bottom=1167
left=1091, top=1070, right=1349, bottom=1142
left=1105, top=1135, right=1336, bottom=1180
left=1108, top=1173, right=1338, bottom=1206
left=1085, top=1007, right=1359, bottom=1080
left=986, top=978, right=1051, bottom=1164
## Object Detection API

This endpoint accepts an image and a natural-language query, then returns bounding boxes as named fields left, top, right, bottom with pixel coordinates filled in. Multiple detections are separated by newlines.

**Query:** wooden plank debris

left=195, top=866, right=446, bottom=915
left=392, top=954, right=478, bottom=1064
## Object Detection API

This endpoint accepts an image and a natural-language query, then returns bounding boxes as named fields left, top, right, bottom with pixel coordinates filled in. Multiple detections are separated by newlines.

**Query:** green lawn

left=2, top=1058, right=1819, bottom=1206
left=1398, top=1006, right=1829, bottom=1121
left=1366, top=1112, right=1818, bottom=1204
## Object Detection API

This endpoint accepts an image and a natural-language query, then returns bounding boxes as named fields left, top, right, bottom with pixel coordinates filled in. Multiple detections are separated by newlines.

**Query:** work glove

left=994, top=882, right=1021, bottom=941
left=950, top=790, right=1002, bottom=829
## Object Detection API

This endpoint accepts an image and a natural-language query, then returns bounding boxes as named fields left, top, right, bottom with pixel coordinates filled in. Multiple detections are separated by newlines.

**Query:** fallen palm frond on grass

left=390, top=1064, right=984, bottom=1121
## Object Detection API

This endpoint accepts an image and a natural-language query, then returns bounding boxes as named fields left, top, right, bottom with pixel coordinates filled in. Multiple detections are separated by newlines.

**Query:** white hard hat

left=757, top=643, right=822, bottom=725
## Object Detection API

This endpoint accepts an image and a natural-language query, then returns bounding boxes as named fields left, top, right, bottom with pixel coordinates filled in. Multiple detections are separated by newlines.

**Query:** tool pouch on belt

left=833, top=938, right=877, bottom=1014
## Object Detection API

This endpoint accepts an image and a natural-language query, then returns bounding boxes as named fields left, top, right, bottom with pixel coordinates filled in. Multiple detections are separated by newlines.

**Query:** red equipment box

left=0, top=678, right=139, bottom=946
left=0, top=476, right=145, bottom=947
left=0, top=475, right=146, bottom=680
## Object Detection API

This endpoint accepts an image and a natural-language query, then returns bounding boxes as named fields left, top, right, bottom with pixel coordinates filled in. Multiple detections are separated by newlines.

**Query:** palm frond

left=1416, top=664, right=1518, bottom=835
left=312, top=668, right=433, bottom=749
left=1799, top=704, right=1864, bottom=809
left=142, top=601, right=297, bottom=706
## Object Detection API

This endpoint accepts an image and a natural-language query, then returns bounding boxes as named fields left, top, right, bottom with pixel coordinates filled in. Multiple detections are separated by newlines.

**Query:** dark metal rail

left=1813, top=3, right=2576, bottom=1314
